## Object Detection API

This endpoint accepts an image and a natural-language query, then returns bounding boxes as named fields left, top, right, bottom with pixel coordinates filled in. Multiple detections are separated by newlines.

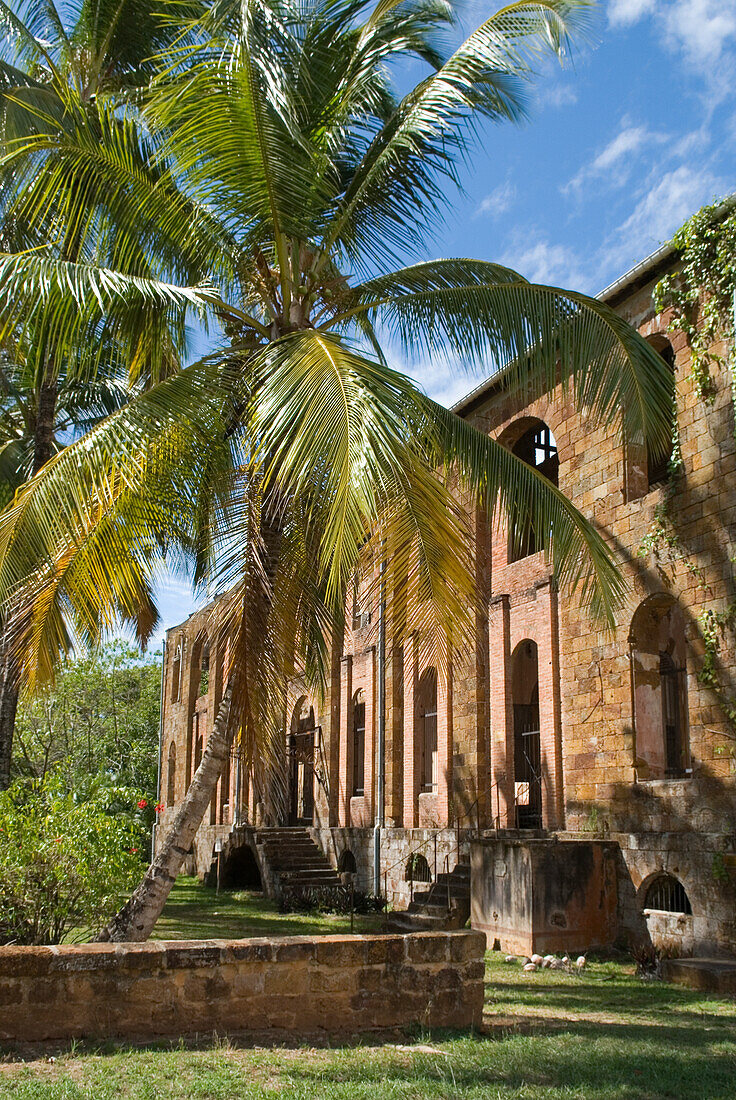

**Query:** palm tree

left=0, top=0, right=210, bottom=783
left=0, top=0, right=675, bottom=939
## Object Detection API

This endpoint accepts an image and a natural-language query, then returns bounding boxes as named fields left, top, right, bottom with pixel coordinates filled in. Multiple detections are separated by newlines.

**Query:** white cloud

left=609, top=164, right=723, bottom=268
left=502, top=237, right=589, bottom=289
left=663, top=0, right=736, bottom=64
left=475, top=180, right=516, bottom=218
left=544, top=84, right=578, bottom=108
left=566, top=122, right=667, bottom=193
left=609, top=0, right=736, bottom=67
left=608, top=0, right=656, bottom=28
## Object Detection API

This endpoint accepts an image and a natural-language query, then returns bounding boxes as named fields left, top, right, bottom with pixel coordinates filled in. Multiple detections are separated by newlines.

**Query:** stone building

left=156, top=229, right=736, bottom=958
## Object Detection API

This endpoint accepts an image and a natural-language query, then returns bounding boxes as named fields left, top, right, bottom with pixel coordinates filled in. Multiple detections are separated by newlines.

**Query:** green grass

left=4, top=884, right=736, bottom=1099
left=150, top=877, right=386, bottom=940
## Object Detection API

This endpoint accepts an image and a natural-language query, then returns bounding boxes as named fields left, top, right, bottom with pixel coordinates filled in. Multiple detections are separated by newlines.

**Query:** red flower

left=54, top=837, right=62, bottom=844
left=154, top=802, right=165, bottom=814
left=128, top=847, right=139, bottom=854
left=137, top=799, right=148, bottom=810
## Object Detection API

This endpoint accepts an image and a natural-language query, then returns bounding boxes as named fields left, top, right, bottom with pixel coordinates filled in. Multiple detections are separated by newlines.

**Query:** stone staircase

left=388, top=860, right=471, bottom=932
left=254, top=827, right=341, bottom=896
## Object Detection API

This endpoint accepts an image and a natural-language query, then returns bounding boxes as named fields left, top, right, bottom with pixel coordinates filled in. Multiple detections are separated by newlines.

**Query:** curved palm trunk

left=97, top=680, right=234, bottom=942
left=0, top=376, right=59, bottom=788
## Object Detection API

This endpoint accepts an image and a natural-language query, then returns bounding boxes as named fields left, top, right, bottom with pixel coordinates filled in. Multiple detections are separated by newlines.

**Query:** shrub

left=0, top=777, right=147, bottom=945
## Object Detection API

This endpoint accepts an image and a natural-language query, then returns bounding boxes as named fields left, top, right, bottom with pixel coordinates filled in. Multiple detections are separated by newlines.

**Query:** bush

left=0, top=777, right=147, bottom=945
left=279, top=883, right=386, bottom=915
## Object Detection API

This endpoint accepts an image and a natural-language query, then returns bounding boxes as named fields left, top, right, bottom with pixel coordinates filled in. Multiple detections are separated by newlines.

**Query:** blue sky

left=147, top=0, right=736, bottom=649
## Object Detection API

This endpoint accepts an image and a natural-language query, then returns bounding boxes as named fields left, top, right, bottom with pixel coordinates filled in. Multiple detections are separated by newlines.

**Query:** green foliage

left=0, top=775, right=147, bottom=945
left=12, top=640, right=162, bottom=796
left=654, top=198, right=736, bottom=403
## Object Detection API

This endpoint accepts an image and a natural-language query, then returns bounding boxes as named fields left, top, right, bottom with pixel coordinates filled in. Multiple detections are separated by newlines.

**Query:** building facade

left=157, top=239, right=736, bottom=957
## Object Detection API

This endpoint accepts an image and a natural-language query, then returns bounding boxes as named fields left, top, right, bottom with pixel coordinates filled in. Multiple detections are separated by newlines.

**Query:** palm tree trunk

left=0, top=375, right=59, bottom=788
left=0, top=643, right=19, bottom=789
left=97, top=680, right=234, bottom=942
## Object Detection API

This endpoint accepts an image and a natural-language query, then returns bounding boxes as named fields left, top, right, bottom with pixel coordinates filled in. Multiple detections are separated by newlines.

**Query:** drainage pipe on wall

left=152, top=639, right=166, bottom=858
left=373, top=558, right=386, bottom=897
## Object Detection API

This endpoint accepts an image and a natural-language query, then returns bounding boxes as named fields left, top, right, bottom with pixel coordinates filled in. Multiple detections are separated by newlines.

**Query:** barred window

left=645, top=875, right=692, bottom=915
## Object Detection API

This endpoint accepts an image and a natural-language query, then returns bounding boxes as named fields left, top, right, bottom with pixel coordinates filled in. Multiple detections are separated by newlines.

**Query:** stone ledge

left=0, top=931, right=484, bottom=1043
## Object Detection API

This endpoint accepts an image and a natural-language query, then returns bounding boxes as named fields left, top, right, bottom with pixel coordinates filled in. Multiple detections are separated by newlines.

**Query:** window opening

left=352, top=690, right=366, bottom=795
left=166, top=741, right=176, bottom=805
left=171, top=644, right=182, bottom=703
left=647, top=343, right=676, bottom=488
left=645, top=875, right=692, bottom=914
left=405, top=853, right=431, bottom=882
left=338, top=849, right=357, bottom=874
left=418, top=668, right=438, bottom=793
left=509, top=422, right=559, bottom=561
left=199, top=640, right=210, bottom=697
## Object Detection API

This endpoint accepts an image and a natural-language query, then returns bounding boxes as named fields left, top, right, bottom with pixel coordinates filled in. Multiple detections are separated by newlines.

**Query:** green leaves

left=344, top=258, right=676, bottom=459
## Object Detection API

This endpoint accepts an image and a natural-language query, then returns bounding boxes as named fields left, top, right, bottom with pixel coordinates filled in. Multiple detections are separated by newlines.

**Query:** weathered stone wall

left=470, top=837, right=619, bottom=955
left=0, top=931, right=485, bottom=1043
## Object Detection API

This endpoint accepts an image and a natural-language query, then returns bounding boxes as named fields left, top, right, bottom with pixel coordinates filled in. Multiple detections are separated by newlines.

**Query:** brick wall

left=0, top=932, right=485, bottom=1043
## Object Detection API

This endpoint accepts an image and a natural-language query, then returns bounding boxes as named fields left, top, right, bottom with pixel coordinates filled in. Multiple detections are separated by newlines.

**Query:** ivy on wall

left=654, top=198, right=736, bottom=403
left=641, top=200, right=736, bottom=750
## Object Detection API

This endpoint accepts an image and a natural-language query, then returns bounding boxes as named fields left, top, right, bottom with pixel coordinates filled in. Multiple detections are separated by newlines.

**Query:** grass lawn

left=3, top=882, right=735, bottom=1099
left=149, top=877, right=386, bottom=940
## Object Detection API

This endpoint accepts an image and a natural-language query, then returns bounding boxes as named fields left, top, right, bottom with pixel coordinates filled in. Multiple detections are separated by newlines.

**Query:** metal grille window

left=405, top=853, right=431, bottom=882
left=645, top=875, right=692, bottom=914
left=352, top=690, right=365, bottom=795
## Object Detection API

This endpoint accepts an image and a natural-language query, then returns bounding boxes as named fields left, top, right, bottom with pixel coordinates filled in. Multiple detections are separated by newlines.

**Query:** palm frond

left=340, top=258, right=675, bottom=458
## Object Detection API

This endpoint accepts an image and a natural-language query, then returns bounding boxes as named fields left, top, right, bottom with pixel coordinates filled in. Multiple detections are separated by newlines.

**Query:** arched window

left=508, top=421, right=559, bottom=562
left=405, top=853, right=431, bottom=882
left=418, top=667, right=438, bottom=793
left=171, top=644, right=182, bottom=703
left=199, top=639, right=210, bottom=697
left=630, top=595, right=689, bottom=779
left=352, top=689, right=366, bottom=795
left=645, top=874, right=692, bottom=915
left=647, top=340, right=676, bottom=488
left=166, top=741, right=176, bottom=805
left=338, top=849, right=357, bottom=874
left=511, top=640, right=542, bottom=828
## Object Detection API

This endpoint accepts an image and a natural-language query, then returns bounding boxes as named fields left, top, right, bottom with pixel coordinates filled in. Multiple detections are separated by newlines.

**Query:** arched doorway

left=630, top=594, right=689, bottom=778
left=289, top=697, right=316, bottom=825
left=511, top=640, right=542, bottom=828
left=220, top=845, right=263, bottom=890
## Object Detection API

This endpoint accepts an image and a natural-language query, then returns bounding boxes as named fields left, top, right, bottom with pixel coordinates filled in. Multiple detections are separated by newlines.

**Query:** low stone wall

left=0, top=931, right=485, bottom=1043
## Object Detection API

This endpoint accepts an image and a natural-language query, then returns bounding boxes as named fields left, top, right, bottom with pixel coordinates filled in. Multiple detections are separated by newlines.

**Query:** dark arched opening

left=644, top=874, right=692, bottom=915
left=405, top=853, right=431, bottom=882
left=646, top=339, right=676, bottom=488
left=630, top=594, right=689, bottom=779
left=220, top=845, right=263, bottom=891
left=511, top=639, right=542, bottom=828
left=418, top=667, right=438, bottom=793
left=338, top=849, right=357, bottom=874
left=507, top=420, right=559, bottom=561
left=288, top=696, right=316, bottom=825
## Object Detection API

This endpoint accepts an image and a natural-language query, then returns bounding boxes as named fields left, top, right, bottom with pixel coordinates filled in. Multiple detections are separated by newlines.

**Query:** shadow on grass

left=151, top=878, right=384, bottom=941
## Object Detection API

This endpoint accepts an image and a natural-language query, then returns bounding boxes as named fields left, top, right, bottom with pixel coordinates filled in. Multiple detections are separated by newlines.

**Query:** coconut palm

left=0, top=0, right=212, bottom=784
left=0, top=0, right=674, bottom=939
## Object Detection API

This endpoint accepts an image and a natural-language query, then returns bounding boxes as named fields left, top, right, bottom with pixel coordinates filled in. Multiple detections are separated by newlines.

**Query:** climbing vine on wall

left=654, top=198, right=736, bottom=403
left=642, top=200, right=736, bottom=749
